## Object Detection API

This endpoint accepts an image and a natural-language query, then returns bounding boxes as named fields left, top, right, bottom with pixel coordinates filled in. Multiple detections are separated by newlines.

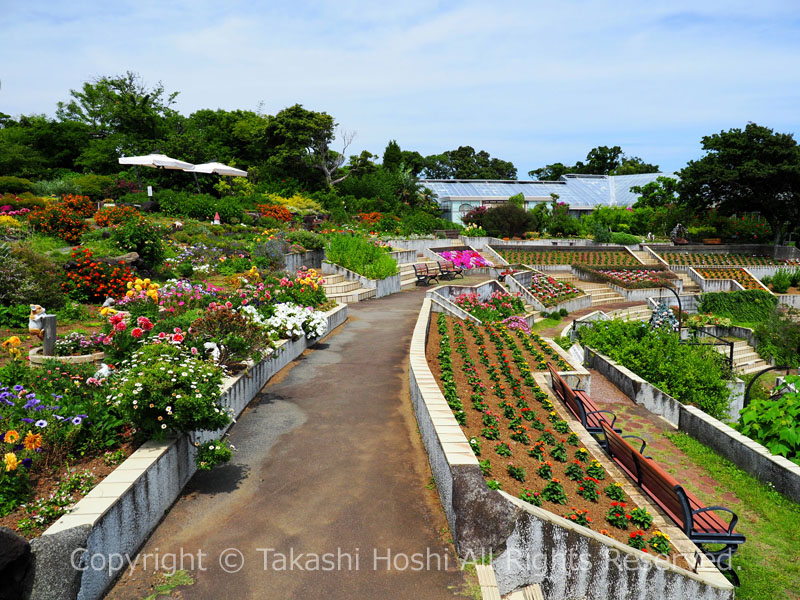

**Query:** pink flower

left=225, top=301, right=232, bottom=309
left=191, top=347, right=198, bottom=355
left=137, top=316, right=154, bottom=331
left=173, top=327, right=182, bottom=334
left=158, top=332, right=167, bottom=339
left=172, top=334, right=184, bottom=343
left=130, top=327, right=143, bottom=339
left=114, top=321, right=127, bottom=332
left=102, top=336, right=113, bottom=345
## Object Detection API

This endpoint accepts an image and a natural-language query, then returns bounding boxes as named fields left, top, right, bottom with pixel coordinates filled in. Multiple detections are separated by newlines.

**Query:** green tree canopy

left=679, top=123, right=800, bottom=245
left=528, top=146, right=659, bottom=179
left=630, top=176, right=679, bottom=208
left=423, top=145, right=517, bottom=179
left=382, top=140, right=402, bottom=171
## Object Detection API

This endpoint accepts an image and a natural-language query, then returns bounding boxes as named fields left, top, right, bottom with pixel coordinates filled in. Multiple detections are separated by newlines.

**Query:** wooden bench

left=413, top=263, right=439, bottom=286
left=437, top=260, right=464, bottom=280
left=547, top=364, right=620, bottom=438
left=601, top=421, right=745, bottom=576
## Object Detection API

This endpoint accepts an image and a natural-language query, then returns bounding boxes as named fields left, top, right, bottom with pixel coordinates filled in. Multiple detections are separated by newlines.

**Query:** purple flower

left=35, top=419, right=47, bottom=428
left=21, top=458, right=32, bottom=469
left=71, top=416, right=84, bottom=425
left=21, top=418, right=34, bottom=423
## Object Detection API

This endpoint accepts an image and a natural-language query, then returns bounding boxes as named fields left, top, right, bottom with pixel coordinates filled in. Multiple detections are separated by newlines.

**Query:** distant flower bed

left=661, top=252, right=799, bottom=267
left=454, top=291, right=525, bottom=322
left=498, top=249, right=637, bottom=267
left=439, top=250, right=492, bottom=269
left=598, top=269, right=665, bottom=286
left=529, top=274, right=582, bottom=307
left=696, top=268, right=762, bottom=290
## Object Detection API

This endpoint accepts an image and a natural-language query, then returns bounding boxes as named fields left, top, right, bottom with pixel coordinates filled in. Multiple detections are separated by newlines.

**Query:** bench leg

left=700, top=544, right=741, bottom=586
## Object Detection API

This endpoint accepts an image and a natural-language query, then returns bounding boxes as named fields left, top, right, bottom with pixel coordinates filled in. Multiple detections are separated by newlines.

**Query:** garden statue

left=28, top=304, right=46, bottom=339
left=670, top=223, right=688, bottom=245
left=213, top=212, right=221, bottom=225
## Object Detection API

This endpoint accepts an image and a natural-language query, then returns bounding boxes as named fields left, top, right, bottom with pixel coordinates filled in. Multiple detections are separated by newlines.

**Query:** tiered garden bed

left=528, top=273, right=583, bottom=307
left=426, top=314, right=678, bottom=557
left=661, top=252, right=800, bottom=267
left=696, top=267, right=764, bottom=290
left=496, top=248, right=638, bottom=267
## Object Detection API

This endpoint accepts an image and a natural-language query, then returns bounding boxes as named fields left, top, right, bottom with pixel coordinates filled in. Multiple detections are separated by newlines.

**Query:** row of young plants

left=695, top=267, right=764, bottom=290
left=528, top=274, right=584, bottom=306
left=453, top=291, right=526, bottom=322
left=572, top=264, right=678, bottom=289
left=0, top=265, right=333, bottom=535
left=496, top=249, right=638, bottom=267
left=431, top=313, right=672, bottom=555
left=661, top=252, right=799, bottom=267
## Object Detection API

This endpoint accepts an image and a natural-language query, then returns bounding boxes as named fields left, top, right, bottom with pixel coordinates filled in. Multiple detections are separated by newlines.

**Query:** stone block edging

left=408, top=300, right=732, bottom=599
left=28, top=304, right=348, bottom=600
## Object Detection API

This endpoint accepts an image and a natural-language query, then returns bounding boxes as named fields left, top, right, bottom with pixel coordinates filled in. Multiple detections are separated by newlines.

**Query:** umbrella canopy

left=185, top=162, right=248, bottom=177
left=119, top=153, right=195, bottom=170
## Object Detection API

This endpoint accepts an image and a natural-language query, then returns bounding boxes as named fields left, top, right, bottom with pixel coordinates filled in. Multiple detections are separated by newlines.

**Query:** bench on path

left=437, top=260, right=464, bottom=280
left=413, top=263, right=439, bottom=286
left=547, top=363, right=620, bottom=438
left=600, top=420, right=745, bottom=581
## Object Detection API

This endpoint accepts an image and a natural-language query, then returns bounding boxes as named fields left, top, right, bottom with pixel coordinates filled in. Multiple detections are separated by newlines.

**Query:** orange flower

left=23, top=431, right=42, bottom=451
left=4, top=430, right=20, bottom=443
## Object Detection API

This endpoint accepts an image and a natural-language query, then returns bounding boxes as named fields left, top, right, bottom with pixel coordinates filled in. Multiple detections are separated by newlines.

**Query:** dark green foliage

left=0, top=176, right=34, bottom=194
left=157, top=190, right=244, bottom=222
left=609, top=232, right=640, bottom=245
left=592, top=222, right=612, bottom=243
left=578, top=319, right=733, bottom=419
left=109, top=218, right=165, bottom=268
left=754, top=306, right=800, bottom=365
left=548, top=201, right=581, bottom=236
left=286, top=230, right=324, bottom=251
left=698, top=290, right=778, bottom=323
left=481, top=204, right=534, bottom=238
left=72, top=173, right=114, bottom=199
left=5, top=246, right=66, bottom=308
left=0, top=303, right=29, bottom=328
left=739, top=375, right=800, bottom=462
left=325, top=235, right=397, bottom=279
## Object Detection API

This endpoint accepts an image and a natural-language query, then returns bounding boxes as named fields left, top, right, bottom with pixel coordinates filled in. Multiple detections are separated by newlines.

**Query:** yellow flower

left=23, top=431, right=42, bottom=451
left=126, top=281, right=134, bottom=289
left=126, top=290, right=135, bottom=298
left=4, top=452, right=19, bottom=472
left=2, top=336, right=21, bottom=348
left=99, top=307, right=117, bottom=316
left=4, top=430, right=19, bottom=444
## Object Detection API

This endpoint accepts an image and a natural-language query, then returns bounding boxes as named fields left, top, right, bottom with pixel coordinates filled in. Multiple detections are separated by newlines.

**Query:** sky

left=2, top=0, right=799, bottom=176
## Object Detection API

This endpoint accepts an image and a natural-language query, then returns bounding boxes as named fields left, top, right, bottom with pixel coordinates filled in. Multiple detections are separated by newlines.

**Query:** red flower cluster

left=28, top=203, right=88, bottom=244
left=60, top=194, right=95, bottom=217
left=62, top=247, right=134, bottom=301
left=256, top=204, right=293, bottom=222
left=358, top=212, right=383, bottom=224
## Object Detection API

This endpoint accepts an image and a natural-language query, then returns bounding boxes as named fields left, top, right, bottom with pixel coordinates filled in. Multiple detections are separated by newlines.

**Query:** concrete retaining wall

left=607, top=282, right=684, bottom=302
left=408, top=301, right=733, bottom=599
left=389, top=249, right=418, bottom=264
left=284, top=249, right=324, bottom=272
left=322, top=261, right=402, bottom=298
left=778, top=294, right=800, bottom=308
left=30, top=305, right=349, bottom=600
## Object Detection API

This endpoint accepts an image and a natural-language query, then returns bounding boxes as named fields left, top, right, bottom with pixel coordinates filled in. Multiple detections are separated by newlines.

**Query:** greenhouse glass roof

left=422, top=173, right=676, bottom=209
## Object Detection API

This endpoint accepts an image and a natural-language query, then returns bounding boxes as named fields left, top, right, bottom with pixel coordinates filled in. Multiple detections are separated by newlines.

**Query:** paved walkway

left=107, top=289, right=470, bottom=599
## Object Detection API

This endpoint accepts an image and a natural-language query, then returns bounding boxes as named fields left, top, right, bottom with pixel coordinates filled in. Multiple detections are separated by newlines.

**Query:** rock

left=27, top=524, right=92, bottom=600
left=139, top=200, right=159, bottom=213
left=0, top=527, right=32, bottom=600
left=102, top=252, right=139, bottom=266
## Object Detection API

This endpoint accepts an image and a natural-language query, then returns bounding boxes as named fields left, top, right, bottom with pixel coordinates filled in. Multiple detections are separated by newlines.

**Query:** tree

left=679, top=123, right=800, bottom=246
left=423, top=146, right=517, bottom=179
left=630, top=176, right=680, bottom=208
left=482, top=204, right=534, bottom=238
left=528, top=146, right=659, bottom=179
left=400, top=150, right=426, bottom=177
left=382, top=140, right=402, bottom=171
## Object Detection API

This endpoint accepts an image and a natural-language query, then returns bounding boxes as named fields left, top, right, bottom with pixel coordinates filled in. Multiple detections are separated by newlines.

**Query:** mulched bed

left=0, top=440, right=138, bottom=537
left=426, top=314, right=680, bottom=558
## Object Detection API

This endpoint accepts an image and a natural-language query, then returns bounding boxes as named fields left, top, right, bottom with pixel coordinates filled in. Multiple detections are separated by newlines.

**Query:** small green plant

left=566, top=432, right=580, bottom=446
left=627, top=530, right=648, bottom=550
left=142, top=570, right=195, bottom=600
left=538, top=430, right=556, bottom=445
left=479, top=459, right=492, bottom=476
left=564, top=508, right=593, bottom=527
left=194, top=439, right=233, bottom=471
left=605, top=501, right=631, bottom=529
left=574, top=447, right=589, bottom=462
left=550, top=441, right=568, bottom=462
left=536, top=461, right=553, bottom=479
left=17, top=469, right=95, bottom=534
left=541, top=479, right=568, bottom=505
left=649, top=530, right=671, bottom=555
left=494, top=442, right=512, bottom=457
left=738, top=375, right=800, bottom=461
left=577, top=477, right=601, bottom=502
left=519, top=488, right=542, bottom=506
left=565, top=461, right=584, bottom=481
left=469, top=436, right=481, bottom=456
left=586, top=459, right=605, bottom=480
left=527, top=443, right=545, bottom=461
left=507, top=463, right=526, bottom=482
left=481, top=425, right=500, bottom=440
left=605, top=482, right=626, bottom=501
left=629, top=507, right=653, bottom=530
left=102, top=448, right=127, bottom=467
left=486, top=479, right=503, bottom=491
left=553, top=420, right=570, bottom=434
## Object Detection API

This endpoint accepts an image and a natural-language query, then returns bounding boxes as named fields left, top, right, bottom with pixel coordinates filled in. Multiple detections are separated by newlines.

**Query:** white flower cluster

left=238, top=303, right=266, bottom=325
left=266, top=303, right=328, bottom=341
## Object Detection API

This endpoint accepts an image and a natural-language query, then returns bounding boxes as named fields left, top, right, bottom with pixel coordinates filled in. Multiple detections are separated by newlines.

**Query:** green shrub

left=0, top=304, right=29, bottom=328
left=697, top=290, right=778, bottom=323
left=109, top=218, right=165, bottom=268
left=771, top=268, right=792, bottom=294
left=482, top=204, right=534, bottom=238
left=10, top=246, right=66, bottom=308
left=738, top=375, right=800, bottom=461
left=578, top=319, right=732, bottom=419
left=610, top=232, right=640, bottom=245
left=326, top=234, right=397, bottom=279
left=0, top=176, right=34, bottom=194
left=31, top=176, right=81, bottom=197
left=72, top=174, right=114, bottom=199
left=754, top=306, right=800, bottom=365
left=286, top=230, right=324, bottom=251
left=592, top=223, right=612, bottom=243
left=158, top=190, right=244, bottom=222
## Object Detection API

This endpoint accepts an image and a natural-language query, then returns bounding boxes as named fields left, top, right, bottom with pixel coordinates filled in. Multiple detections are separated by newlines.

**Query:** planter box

left=26, top=304, right=348, bottom=600
left=28, top=347, right=105, bottom=366
left=408, top=300, right=733, bottom=599
left=283, top=249, right=324, bottom=272
left=322, top=261, right=401, bottom=298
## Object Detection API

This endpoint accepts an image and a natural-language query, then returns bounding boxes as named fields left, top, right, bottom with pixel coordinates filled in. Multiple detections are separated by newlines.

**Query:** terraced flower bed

left=497, top=249, right=638, bottom=267
left=529, top=274, right=584, bottom=307
left=453, top=291, right=525, bottom=322
left=696, top=267, right=763, bottom=290
left=661, top=252, right=800, bottom=267
left=426, top=314, right=676, bottom=555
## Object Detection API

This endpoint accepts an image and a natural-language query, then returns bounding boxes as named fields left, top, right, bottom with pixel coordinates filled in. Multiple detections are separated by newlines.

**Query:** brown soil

left=0, top=440, right=138, bottom=538
left=426, top=315, right=679, bottom=558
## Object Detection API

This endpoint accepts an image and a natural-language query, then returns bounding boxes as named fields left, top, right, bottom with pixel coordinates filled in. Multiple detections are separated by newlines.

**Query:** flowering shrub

left=257, top=204, right=293, bottom=222
left=519, top=487, right=542, bottom=506
left=93, top=205, right=140, bottom=227
left=0, top=204, right=32, bottom=217
left=59, top=194, right=95, bottom=218
left=462, top=223, right=487, bottom=237
left=265, top=303, right=328, bottom=340
left=110, top=218, right=165, bottom=268
left=606, top=501, right=632, bottom=529
left=191, top=302, right=277, bottom=366
left=628, top=530, right=647, bottom=550
left=358, top=212, right=382, bottom=224
left=54, top=332, right=106, bottom=357
left=649, top=530, right=671, bottom=554
left=529, top=274, right=582, bottom=307
left=564, top=508, right=592, bottom=527
left=195, top=439, right=233, bottom=471
left=454, top=291, right=525, bottom=322
left=62, top=247, right=134, bottom=302
left=439, top=250, right=492, bottom=269
left=28, top=204, right=88, bottom=244
left=108, top=343, right=229, bottom=437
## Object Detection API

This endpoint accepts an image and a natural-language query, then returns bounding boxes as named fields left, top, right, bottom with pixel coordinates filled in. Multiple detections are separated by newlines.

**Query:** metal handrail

left=682, top=329, right=734, bottom=370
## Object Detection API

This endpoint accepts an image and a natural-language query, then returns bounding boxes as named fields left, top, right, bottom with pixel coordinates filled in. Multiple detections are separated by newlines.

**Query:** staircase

left=677, top=273, right=701, bottom=294
left=722, top=340, right=770, bottom=375
left=320, top=273, right=376, bottom=304
left=607, top=304, right=652, bottom=322
left=573, top=281, right=626, bottom=307
left=631, top=249, right=662, bottom=266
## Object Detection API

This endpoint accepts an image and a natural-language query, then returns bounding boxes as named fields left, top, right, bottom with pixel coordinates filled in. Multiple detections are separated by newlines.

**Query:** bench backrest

left=414, top=263, right=429, bottom=275
left=601, top=421, right=690, bottom=532
left=547, top=363, right=586, bottom=422
left=439, top=260, right=455, bottom=270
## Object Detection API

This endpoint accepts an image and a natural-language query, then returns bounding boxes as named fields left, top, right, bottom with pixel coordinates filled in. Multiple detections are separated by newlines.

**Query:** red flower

left=130, top=327, right=144, bottom=339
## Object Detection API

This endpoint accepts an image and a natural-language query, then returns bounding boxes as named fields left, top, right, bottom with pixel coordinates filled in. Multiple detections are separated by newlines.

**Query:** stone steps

left=632, top=250, right=662, bottom=266
left=322, top=280, right=361, bottom=294
left=608, top=305, right=652, bottom=321
left=325, top=287, right=377, bottom=303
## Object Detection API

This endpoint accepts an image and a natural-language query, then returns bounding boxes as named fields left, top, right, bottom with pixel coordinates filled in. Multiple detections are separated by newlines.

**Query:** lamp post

left=656, top=283, right=682, bottom=336
left=743, top=365, right=796, bottom=410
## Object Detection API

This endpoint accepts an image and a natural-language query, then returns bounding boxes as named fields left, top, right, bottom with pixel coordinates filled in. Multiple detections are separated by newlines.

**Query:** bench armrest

left=586, top=409, right=618, bottom=430
left=691, top=506, right=739, bottom=534
left=621, top=434, right=647, bottom=454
